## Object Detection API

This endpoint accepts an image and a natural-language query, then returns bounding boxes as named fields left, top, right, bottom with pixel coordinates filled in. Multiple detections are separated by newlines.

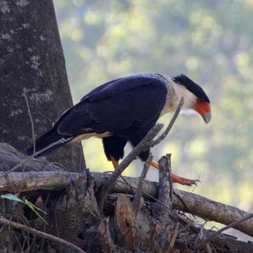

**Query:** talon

left=171, top=174, right=200, bottom=186
left=149, top=160, right=200, bottom=186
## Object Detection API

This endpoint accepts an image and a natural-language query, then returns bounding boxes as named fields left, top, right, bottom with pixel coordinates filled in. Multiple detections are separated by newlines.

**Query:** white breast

left=71, top=131, right=112, bottom=143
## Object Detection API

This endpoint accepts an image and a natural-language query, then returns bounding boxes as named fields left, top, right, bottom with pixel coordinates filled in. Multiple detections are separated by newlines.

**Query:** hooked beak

left=201, top=111, right=211, bottom=123
left=193, top=101, right=211, bottom=124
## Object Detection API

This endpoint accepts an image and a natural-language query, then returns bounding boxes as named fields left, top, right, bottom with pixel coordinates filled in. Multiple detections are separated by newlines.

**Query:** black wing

left=56, top=74, right=168, bottom=137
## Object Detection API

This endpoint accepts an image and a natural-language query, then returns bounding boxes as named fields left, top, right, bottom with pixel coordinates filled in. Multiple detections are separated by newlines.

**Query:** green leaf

left=0, top=194, right=48, bottom=225
left=24, top=199, right=48, bottom=225
left=0, top=194, right=24, bottom=204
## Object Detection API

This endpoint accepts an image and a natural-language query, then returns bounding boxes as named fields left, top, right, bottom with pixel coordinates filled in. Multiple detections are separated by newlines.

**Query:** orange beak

left=193, top=101, right=211, bottom=123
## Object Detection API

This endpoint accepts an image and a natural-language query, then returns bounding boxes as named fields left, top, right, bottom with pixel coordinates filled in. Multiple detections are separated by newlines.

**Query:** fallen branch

left=203, top=213, right=253, bottom=244
left=155, top=154, right=175, bottom=252
left=157, top=154, right=173, bottom=217
left=133, top=154, right=152, bottom=216
left=168, top=222, right=180, bottom=252
left=0, top=216, right=86, bottom=253
left=0, top=170, right=252, bottom=237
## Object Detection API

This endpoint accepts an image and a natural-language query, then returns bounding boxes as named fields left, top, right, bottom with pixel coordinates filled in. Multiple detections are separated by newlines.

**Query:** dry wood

left=168, top=222, right=180, bottom=252
left=155, top=154, right=175, bottom=252
left=150, top=98, right=184, bottom=147
left=115, top=194, right=137, bottom=250
left=0, top=170, right=252, bottom=238
left=1, top=142, right=253, bottom=252
left=158, top=154, right=173, bottom=217
left=133, top=154, right=152, bottom=216
left=0, top=216, right=86, bottom=253
left=203, top=213, right=253, bottom=244
left=98, top=218, right=116, bottom=253
left=1, top=144, right=253, bottom=252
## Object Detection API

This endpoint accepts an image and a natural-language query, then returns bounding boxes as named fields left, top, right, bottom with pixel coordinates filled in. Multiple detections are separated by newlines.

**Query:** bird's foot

left=171, top=173, right=199, bottom=186
left=149, top=160, right=199, bottom=186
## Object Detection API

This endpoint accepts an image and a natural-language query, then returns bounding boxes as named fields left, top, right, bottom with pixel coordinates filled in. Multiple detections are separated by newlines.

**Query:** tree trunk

left=0, top=0, right=83, bottom=169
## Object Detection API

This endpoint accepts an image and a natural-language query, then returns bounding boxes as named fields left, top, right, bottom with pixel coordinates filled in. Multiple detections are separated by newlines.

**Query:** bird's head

left=173, top=74, right=211, bottom=123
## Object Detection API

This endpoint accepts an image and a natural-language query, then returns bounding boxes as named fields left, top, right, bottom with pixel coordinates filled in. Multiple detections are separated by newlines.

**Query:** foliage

left=1, top=194, right=47, bottom=224
left=55, top=0, right=253, bottom=210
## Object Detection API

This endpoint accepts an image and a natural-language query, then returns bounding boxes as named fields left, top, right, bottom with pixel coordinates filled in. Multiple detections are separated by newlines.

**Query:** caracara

left=27, top=73, right=211, bottom=185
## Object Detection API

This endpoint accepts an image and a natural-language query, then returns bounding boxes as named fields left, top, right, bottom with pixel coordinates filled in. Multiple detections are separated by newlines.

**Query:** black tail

left=26, top=127, right=72, bottom=157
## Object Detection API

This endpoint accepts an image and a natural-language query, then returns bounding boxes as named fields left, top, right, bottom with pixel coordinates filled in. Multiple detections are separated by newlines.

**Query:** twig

left=203, top=213, right=253, bottom=244
left=206, top=243, right=213, bottom=253
left=23, top=89, right=36, bottom=155
left=98, top=124, right=163, bottom=211
left=116, top=172, right=176, bottom=218
left=119, top=175, right=135, bottom=196
left=158, top=154, right=173, bottom=218
left=7, top=138, right=69, bottom=173
left=168, top=222, right=180, bottom=252
left=0, top=216, right=86, bottom=253
left=150, top=98, right=184, bottom=147
left=194, top=221, right=207, bottom=249
left=133, top=154, right=152, bottom=217
left=98, top=218, right=116, bottom=252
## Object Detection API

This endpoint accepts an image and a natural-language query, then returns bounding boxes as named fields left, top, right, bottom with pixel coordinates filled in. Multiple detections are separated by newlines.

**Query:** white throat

left=172, top=82, right=197, bottom=109
left=161, top=76, right=197, bottom=115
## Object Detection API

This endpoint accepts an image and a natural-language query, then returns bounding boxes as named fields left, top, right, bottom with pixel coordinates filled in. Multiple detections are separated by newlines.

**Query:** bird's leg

left=149, top=161, right=199, bottom=186
left=110, top=156, right=119, bottom=170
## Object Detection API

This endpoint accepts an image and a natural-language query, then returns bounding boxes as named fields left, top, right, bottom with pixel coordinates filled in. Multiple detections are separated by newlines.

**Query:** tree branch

left=157, top=154, right=173, bottom=218
left=0, top=170, right=252, bottom=237
left=133, top=154, right=152, bottom=216
left=150, top=98, right=184, bottom=147
left=203, top=213, right=253, bottom=244
left=0, top=216, right=86, bottom=253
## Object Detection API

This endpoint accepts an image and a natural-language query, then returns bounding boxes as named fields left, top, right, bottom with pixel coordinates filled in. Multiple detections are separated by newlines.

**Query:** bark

left=0, top=0, right=83, bottom=169
left=0, top=143, right=253, bottom=253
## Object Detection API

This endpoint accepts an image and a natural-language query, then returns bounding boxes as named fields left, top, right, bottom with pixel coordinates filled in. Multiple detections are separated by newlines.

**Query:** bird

left=27, top=73, right=211, bottom=186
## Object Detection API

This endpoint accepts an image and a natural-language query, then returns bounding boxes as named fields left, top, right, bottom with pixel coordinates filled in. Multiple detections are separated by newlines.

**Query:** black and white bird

left=27, top=73, right=211, bottom=185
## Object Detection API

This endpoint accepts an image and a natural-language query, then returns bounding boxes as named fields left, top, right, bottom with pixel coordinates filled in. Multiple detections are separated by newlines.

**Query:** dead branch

left=23, top=89, right=36, bottom=155
left=150, top=98, right=184, bottom=147
left=0, top=216, right=86, bottom=253
left=1, top=143, right=253, bottom=239
left=0, top=170, right=252, bottom=238
left=158, top=154, right=173, bottom=217
left=6, top=139, right=68, bottom=173
left=203, top=213, right=253, bottom=244
left=133, top=154, right=152, bottom=216
left=115, top=194, right=137, bottom=250
left=154, top=154, right=176, bottom=252
left=168, top=222, right=180, bottom=252
left=98, top=218, right=116, bottom=252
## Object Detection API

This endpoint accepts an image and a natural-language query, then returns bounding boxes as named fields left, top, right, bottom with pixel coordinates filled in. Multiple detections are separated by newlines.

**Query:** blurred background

left=55, top=0, right=253, bottom=215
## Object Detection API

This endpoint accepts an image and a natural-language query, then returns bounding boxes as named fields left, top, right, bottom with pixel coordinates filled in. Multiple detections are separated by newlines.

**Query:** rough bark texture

left=1, top=143, right=253, bottom=238
left=0, top=143, right=253, bottom=253
left=0, top=0, right=83, bottom=169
